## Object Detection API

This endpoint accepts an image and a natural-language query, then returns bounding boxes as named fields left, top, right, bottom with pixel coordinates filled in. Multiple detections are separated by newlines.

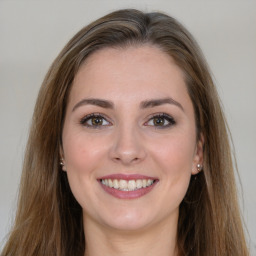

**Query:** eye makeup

left=79, top=112, right=176, bottom=130
left=80, top=113, right=111, bottom=129
left=144, top=113, right=176, bottom=129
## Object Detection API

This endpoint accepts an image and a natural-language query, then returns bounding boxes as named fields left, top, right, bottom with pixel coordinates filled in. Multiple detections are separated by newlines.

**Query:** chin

left=99, top=207, right=154, bottom=232
left=106, top=218, right=150, bottom=232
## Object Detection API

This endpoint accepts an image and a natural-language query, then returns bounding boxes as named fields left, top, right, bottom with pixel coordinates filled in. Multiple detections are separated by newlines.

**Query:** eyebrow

left=140, top=98, right=184, bottom=111
left=72, top=98, right=114, bottom=111
left=72, top=97, right=184, bottom=112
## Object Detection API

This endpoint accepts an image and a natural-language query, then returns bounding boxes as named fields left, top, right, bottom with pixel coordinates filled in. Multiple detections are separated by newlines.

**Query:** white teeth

left=119, top=179, right=128, bottom=190
left=136, top=180, right=142, bottom=189
left=128, top=180, right=136, bottom=191
left=147, top=179, right=153, bottom=186
left=108, top=179, right=113, bottom=188
left=101, top=178, right=155, bottom=191
left=113, top=179, right=119, bottom=189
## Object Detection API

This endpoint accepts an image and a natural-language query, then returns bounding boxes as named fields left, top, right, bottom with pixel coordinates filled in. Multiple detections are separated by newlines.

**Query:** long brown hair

left=1, top=9, right=249, bottom=256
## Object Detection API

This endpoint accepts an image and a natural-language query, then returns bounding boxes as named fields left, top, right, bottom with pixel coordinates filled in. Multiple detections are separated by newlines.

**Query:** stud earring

left=197, top=164, right=202, bottom=172
left=60, top=158, right=64, bottom=166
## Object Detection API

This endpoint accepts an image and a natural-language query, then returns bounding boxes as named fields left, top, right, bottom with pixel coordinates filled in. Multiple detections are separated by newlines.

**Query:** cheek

left=149, top=133, right=195, bottom=203
left=61, top=130, right=105, bottom=196
left=62, top=132, right=107, bottom=210
left=63, top=129, right=106, bottom=173
left=152, top=132, right=196, bottom=173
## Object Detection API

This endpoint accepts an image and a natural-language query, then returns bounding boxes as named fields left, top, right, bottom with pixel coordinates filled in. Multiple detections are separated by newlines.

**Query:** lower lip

left=99, top=180, right=158, bottom=199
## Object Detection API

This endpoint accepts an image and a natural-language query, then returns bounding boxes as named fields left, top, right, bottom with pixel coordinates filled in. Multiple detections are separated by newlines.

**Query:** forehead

left=70, top=45, right=190, bottom=106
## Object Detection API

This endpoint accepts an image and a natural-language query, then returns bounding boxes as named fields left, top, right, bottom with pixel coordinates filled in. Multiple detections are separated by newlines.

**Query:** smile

left=98, top=174, right=159, bottom=199
left=100, top=179, right=155, bottom=191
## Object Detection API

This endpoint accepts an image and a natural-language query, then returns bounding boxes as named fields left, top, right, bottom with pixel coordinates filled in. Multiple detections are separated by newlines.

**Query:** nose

left=109, top=125, right=146, bottom=166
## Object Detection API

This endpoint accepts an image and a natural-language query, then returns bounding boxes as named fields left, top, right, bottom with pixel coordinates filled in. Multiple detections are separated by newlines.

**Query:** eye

left=145, top=114, right=176, bottom=128
left=80, top=114, right=111, bottom=128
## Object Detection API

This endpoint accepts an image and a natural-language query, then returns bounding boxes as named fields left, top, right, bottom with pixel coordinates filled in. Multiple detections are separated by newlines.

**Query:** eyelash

left=80, top=113, right=176, bottom=129
left=145, top=113, right=176, bottom=129
left=80, top=113, right=111, bottom=129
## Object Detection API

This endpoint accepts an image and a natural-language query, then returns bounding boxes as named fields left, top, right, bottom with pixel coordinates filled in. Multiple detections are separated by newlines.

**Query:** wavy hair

left=1, top=9, right=249, bottom=256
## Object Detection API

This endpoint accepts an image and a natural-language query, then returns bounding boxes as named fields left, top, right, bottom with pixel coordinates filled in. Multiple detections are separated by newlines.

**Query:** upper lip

left=98, top=174, right=158, bottom=181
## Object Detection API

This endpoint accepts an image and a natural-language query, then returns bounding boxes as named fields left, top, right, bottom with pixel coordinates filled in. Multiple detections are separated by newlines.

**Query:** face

left=61, top=45, right=203, bottom=233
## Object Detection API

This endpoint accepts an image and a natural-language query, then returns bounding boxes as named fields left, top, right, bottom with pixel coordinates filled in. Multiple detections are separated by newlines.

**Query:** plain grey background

left=0, top=0, right=255, bottom=253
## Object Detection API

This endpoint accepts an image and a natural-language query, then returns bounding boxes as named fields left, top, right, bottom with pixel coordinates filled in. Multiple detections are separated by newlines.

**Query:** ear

left=59, top=147, right=66, bottom=171
left=192, top=133, right=204, bottom=175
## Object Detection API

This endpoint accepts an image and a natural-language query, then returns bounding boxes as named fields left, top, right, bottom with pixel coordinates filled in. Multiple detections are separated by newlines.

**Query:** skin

left=61, top=45, right=203, bottom=256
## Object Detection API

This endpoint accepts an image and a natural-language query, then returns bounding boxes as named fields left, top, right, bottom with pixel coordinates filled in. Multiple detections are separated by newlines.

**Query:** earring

left=197, top=164, right=202, bottom=172
left=60, top=158, right=64, bottom=166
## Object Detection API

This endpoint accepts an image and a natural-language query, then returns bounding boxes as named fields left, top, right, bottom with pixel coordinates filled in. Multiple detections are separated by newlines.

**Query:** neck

left=83, top=213, right=179, bottom=256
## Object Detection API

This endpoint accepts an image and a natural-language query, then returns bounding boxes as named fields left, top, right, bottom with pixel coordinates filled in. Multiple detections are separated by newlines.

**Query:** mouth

left=100, top=178, right=156, bottom=191
left=98, top=174, right=159, bottom=199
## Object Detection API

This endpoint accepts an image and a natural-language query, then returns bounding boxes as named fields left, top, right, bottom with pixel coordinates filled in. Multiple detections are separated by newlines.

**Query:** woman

left=1, top=9, right=249, bottom=256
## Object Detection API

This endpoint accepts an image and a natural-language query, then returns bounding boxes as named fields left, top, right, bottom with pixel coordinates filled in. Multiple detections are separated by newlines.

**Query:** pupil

left=92, top=117, right=103, bottom=125
left=154, top=117, right=164, bottom=126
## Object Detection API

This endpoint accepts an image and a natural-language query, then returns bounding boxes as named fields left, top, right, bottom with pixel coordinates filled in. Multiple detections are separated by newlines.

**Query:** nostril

left=113, top=156, right=141, bottom=165
left=109, top=136, right=147, bottom=165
